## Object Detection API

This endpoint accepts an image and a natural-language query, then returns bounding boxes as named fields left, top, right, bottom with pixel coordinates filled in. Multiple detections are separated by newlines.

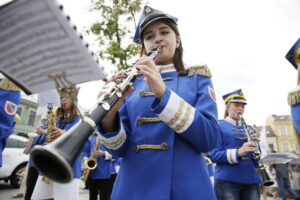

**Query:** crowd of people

left=1, top=5, right=300, bottom=200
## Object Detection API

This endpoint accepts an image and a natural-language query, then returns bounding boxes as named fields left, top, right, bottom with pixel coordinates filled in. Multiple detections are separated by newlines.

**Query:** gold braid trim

left=174, top=104, right=192, bottom=132
left=139, top=91, right=154, bottom=97
left=187, top=65, right=212, bottom=77
left=135, top=142, right=169, bottom=152
left=235, top=136, right=248, bottom=140
left=232, top=128, right=245, bottom=132
left=162, top=77, right=173, bottom=81
left=100, top=132, right=126, bottom=150
left=288, top=90, right=300, bottom=105
left=0, top=78, right=20, bottom=91
left=166, top=100, right=184, bottom=126
left=137, top=117, right=161, bottom=124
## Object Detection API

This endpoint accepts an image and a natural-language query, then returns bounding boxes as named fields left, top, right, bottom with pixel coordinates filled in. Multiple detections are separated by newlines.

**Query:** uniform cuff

left=226, top=149, right=238, bottom=164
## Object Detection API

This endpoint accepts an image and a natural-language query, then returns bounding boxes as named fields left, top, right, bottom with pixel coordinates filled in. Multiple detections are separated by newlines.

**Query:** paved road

left=0, top=180, right=89, bottom=200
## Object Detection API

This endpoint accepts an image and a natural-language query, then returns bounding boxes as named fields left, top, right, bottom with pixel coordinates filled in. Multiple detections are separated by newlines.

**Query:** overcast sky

left=57, top=0, right=300, bottom=126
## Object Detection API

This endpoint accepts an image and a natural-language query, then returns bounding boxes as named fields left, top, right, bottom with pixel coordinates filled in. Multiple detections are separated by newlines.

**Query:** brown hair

left=140, top=19, right=186, bottom=75
left=56, top=100, right=78, bottom=124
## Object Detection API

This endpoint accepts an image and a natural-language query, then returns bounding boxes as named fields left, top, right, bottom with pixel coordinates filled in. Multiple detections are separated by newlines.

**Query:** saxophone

left=42, top=104, right=56, bottom=184
left=81, top=137, right=101, bottom=182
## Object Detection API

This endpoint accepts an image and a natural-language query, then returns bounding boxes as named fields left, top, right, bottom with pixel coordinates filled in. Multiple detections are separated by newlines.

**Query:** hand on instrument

left=92, top=150, right=105, bottom=157
left=238, top=141, right=258, bottom=157
left=49, top=127, right=66, bottom=141
left=36, top=127, right=47, bottom=135
left=100, top=74, right=134, bottom=132
left=134, top=57, right=166, bottom=99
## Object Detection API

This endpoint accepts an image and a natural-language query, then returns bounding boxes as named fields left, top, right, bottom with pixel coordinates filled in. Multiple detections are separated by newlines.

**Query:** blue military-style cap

left=285, top=38, right=300, bottom=69
left=222, top=89, right=247, bottom=104
left=133, top=5, right=178, bottom=44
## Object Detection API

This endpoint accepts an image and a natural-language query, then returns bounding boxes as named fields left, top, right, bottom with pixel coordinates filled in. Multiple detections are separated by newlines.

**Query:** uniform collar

left=157, top=64, right=176, bottom=73
left=225, top=117, right=242, bottom=126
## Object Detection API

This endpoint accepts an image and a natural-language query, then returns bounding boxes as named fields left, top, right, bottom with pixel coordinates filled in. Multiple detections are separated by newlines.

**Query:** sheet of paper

left=0, top=0, right=105, bottom=94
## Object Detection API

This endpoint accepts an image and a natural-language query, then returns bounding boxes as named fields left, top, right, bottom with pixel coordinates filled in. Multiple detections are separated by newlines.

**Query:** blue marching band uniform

left=209, top=90, right=261, bottom=198
left=96, top=6, right=219, bottom=198
left=83, top=134, right=116, bottom=200
left=98, top=64, right=219, bottom=200
left=286, top=38, right=300, bottom=136
left=0, top=75, right=21, bottom=167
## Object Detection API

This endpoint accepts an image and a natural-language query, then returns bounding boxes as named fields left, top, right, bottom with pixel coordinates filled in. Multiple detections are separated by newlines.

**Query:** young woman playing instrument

left=97, top=5, right=219, bottom=200
left=31, top=89, right=81, bottom=200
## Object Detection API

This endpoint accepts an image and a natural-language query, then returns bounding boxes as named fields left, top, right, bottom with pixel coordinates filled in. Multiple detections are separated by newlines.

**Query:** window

left=283, top=143, right=289, bottom=152
left=280, top=126, right=287, bottom=136
left=28, top=110, right=36, bottom=126
left=268, top=144, right=274, bottom=152
left=6, top=137, right=26, bottom=148
left=16, top=107, right=22, bottom=116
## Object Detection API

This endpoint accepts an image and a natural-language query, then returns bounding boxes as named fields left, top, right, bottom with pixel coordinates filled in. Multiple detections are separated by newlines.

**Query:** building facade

left=13, top=94, right=42, bottom=137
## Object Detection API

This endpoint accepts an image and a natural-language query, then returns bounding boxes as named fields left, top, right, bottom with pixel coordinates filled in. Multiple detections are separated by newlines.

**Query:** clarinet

left=238, top=113, right=274, bottom=186
left=30, top=46, right=162, bottom=183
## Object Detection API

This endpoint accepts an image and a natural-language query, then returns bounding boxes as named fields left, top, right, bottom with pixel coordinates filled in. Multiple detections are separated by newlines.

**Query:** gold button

left=161, top=142, right=168, bottom=150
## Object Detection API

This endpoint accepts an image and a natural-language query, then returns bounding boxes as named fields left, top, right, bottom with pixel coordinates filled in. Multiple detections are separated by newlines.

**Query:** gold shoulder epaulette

left=288, top=89, right=300, bottom=106
left=187, top=65, right=212, bottom=77
left=0, top=78, right=21, bottom=92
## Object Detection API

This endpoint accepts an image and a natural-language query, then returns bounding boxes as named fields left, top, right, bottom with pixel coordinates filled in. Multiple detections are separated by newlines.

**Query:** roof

left=271, top=115, right=291, bottom=122
left=256, top=125, right=277, bottom=137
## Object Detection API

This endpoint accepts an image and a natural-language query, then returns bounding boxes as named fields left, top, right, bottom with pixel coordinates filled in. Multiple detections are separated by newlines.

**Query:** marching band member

left=98, top=6, right=219, bottom=200
left=209, top=89, right=261, bottom=200
left=0, top=74, right=21, bottom=167
left=31, top=88, right=81, bottom=200
left=286, top=38, right=300, bottom=136
left=83, top=134, right=115, bottom=200
left=24, top=123, right=47, bottom=200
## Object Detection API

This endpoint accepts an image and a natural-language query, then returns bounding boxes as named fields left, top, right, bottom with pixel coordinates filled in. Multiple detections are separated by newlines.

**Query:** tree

left=88, top=0, right=143, bottom=71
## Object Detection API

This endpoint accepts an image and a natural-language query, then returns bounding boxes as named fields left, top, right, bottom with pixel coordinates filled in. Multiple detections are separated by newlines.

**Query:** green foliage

left=89, top=0, right=143, bottom=70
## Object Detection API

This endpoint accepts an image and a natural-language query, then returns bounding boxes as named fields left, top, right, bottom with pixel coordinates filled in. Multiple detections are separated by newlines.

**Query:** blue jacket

left=98, top=65, right=219, bottom=200
left=40, top=115, right=82, bottom=178
left=210, top=119, right=261, bottom=184
left=291, top=104, right=300, bottom=135
left=289, top=88, right=300, bottom=135
left=83, top=135, right=112, bottom=179
left=0, top=78, right=21, bottom=167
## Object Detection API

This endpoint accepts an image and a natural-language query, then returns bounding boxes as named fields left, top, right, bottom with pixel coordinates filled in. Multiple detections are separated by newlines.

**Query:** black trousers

left=24, top=166, right=39, bottom=200
left=89, top=174, right=117, bottom=200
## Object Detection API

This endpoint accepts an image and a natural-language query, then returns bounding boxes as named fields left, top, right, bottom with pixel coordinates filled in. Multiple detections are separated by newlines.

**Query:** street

left=0, top=181, right=89, bottom=200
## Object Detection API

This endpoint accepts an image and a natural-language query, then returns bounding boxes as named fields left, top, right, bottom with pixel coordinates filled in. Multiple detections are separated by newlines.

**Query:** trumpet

left=238, top=113, right=274, bottom=186
left=30, top=46, right=162, bottom=183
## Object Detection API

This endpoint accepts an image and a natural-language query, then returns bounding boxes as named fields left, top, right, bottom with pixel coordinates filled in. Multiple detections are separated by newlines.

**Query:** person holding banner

left=31, top=88, right=81, bottom=200
left=286, top=38, right=300, bottom=136
left=0, top=74, right=21, bottom=168
left=97, top=5, right=219, bottom=200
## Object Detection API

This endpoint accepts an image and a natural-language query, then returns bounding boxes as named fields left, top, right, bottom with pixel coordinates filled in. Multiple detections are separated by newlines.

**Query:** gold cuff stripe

left=135, top=142, right=168, bottom=152
left=0, top=78, right=20, bottom=91
left=137, top=117, right=161, bottom=124
left=174, top=104, right=192, bottom=132
left=288, top=90, right=300, bottom=105
left=101, top=132, right=126, bottom=150
left=166, top=100, right=184, bottom=126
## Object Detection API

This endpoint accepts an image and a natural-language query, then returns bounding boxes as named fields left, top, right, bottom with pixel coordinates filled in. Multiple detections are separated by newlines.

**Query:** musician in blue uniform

left=31, top=89, right=81, bottom=200
left=286, top=38, right=300, bottom=136
left=98, top=5, right=219, bottom=200
left=83, top=135, right=115, bottom=200
left=24, top=124, right=47, bottom=200
left=0, top=75, right=21, bottom=167
left=210, top=89, right=261, bottom=200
